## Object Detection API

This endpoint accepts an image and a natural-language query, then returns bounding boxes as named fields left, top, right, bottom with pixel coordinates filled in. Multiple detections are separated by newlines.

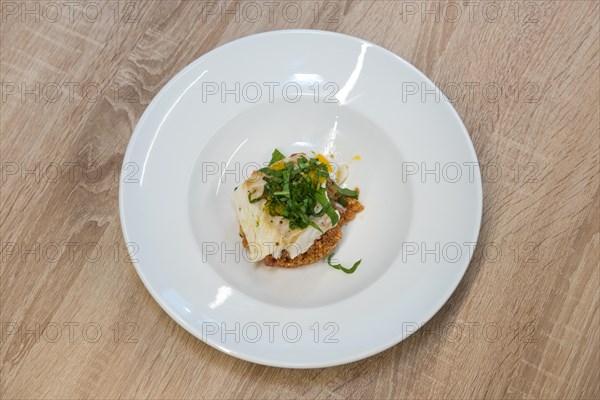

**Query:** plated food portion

left=233, top=149, right=364, bottom=269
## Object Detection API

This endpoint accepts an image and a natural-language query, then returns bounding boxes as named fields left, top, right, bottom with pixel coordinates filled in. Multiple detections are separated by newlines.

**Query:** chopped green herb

left=252, top=149, right=337, bottom=230
left=315, top=191, right=339, bottom=226
left=248, top=191, right=263, bottom=203
left=309, top=221, right=323, bottom=233
left=327, top=252, right=361, bottom=274
left=268, top=149, right=286, bottom=165
left=334, top=183, right=359, bottom=199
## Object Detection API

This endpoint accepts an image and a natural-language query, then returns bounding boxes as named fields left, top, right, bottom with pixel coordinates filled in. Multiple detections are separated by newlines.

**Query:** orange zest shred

left=316, top=154, right=333, bottom=172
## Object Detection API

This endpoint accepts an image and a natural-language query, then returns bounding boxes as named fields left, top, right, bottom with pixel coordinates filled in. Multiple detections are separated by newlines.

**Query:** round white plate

left=119, top=30, right=482, bottom=368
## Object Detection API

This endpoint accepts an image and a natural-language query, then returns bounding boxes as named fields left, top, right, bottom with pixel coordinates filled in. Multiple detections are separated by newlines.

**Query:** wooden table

left=1, top=1, right=598, bottom=398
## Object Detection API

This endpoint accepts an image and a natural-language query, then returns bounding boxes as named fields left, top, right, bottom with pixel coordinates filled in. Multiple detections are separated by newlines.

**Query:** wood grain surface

left=1, top=1, right=598, bottom=399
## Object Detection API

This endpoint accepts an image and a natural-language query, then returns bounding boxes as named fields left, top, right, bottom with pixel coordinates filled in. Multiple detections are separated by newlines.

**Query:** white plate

left=119, top=30, right=482, bottom=368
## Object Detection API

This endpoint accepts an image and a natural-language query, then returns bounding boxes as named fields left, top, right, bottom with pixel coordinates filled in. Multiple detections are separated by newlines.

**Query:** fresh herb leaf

left=326, top=252, right=361, bottom=274
left=334, top=183, right=359, bottom=199
left=315, top=190, right=339, bottom=226
left=309, top=221, right=323, bottom=233
left=268, top=149, right=286, bottom=165
left=252, top=151, right=340, bottom=230
left=259, top=167, right=284, bottom=176
left=248, top=192, right=263, bottom=203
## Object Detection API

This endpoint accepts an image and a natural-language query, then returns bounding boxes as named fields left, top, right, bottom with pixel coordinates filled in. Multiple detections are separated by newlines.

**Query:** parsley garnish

left=326, top=252, right=362, bottom=274
left=249, top=149, right=338, bottom=230
left=333, top=182, right=358, bottom=199
left=268, top=149, right=286, bottom=165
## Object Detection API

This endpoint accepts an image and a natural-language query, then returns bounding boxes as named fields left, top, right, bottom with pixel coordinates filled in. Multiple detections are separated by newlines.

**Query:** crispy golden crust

left=263, top=226, right=343, bottom=267
left=239, top=197, right=364, bottom=268
left=337, top=198, right=364, bottom=227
